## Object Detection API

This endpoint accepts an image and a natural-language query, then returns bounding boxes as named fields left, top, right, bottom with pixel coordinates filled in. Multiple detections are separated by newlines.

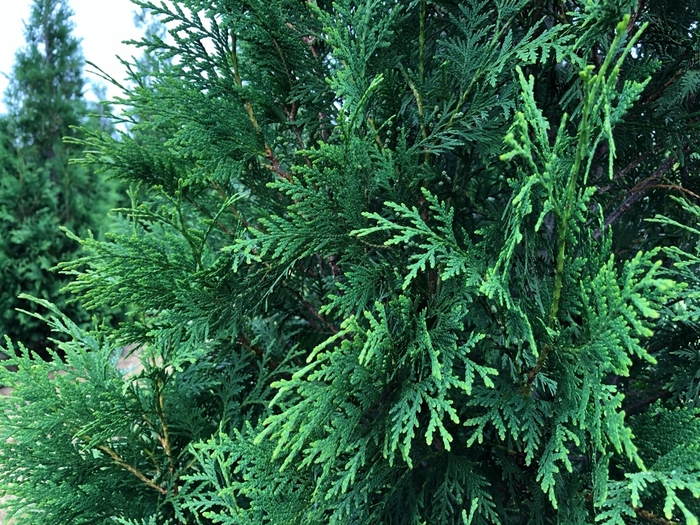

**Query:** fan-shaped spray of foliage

left=3, top=0, right=700, bottom=524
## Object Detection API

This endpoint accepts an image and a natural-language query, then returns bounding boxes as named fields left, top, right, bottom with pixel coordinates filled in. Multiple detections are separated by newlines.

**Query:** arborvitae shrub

left=0, top=0, right=118, bottom=355
left=3, top=0, right=700, bottom=523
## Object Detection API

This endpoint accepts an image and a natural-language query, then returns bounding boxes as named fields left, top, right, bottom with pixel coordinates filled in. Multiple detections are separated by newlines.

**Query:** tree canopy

left=2, top=0, right=700, bottom=523
left=0, top=0, right=117, bottom=353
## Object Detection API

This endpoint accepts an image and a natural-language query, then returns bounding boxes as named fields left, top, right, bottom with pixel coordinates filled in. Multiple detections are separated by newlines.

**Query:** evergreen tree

left=0, top=0, right=117, bottom=353
left=2, top=0, right=700, bottom=523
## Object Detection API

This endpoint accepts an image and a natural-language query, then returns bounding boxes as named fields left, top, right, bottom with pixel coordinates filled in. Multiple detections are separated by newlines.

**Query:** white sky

left=0, top=0, right=147, bottom=113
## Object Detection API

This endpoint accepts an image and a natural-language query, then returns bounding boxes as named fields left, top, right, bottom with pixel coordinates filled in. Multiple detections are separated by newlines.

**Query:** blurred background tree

left=0, top=0, right=118, bottom=355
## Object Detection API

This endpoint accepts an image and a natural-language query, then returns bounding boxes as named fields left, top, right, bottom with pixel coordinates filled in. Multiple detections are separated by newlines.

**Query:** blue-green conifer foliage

left=3, top=0, right=700, bottom=523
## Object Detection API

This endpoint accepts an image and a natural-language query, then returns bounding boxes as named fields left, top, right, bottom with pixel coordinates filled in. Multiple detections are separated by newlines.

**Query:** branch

left=594, top=155, right=678, bottom=239
left=523, top=343, right=551, bottom=393
left=262, top=146, right=293, bottom=181
left=230, top=31, right=292, bottom=182
left=97, top=444, right=167, bottom=495
left=287, top=287, right=339, bottom=334
left=648, top=184, right=700, bottom=201
left=211, top=180, right=250, bottom=228
left=154, top=380, right=175, bottom=480
left=623, top=390, right=672, bottom=415
left=634, top=506, right=679, bottom=525
left=583, top=490, right=678, bottom=524
left=236, top=332, right=279, bottom=369
left=596, top=148, right=657, bottom=195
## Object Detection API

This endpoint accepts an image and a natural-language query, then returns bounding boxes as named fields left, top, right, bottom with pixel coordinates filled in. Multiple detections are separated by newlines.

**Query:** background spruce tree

left=3, top=0, right=700, bottom=523
left=0, top=0, right=118, bottom=353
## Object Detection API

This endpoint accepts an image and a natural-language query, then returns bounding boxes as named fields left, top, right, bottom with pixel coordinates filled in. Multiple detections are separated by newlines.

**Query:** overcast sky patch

left=0, top=0, right=146, bottom=113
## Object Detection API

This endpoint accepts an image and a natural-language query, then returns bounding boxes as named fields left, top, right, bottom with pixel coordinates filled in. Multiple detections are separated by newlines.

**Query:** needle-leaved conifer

left=3, top=0, right=700, bottom=523
left=0, top=0, right=118, bottom=354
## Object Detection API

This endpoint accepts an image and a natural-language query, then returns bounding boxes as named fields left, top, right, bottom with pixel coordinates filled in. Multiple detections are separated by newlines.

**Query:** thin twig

left=97, top=444, right=167, bottom=495
left=155, top=383, right=175, bottom=479
left=211, top=180, right=250, bottom=228
left=230, top=31, right=292, bottom=182
left=594, top=155, right=678, bottom=239
left=288, top=287, right=339, bottom=334
left=596, top=149, right=656, bottom=194
left=648, top=184, right=700, bottom=201
left=236, top=332, right=279, bottom=369
left=634, top=507, right=678, bottom=525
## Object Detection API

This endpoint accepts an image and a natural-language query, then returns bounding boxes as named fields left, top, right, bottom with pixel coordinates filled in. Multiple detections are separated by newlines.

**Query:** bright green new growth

left=3, top=0, right=700, bottom=523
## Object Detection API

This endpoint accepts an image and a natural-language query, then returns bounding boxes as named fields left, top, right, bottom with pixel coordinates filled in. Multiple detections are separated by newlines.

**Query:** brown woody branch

left=648, top=184, right=700, bottom=201
left=523, top=344, right=550, bottom=393
left=583, top=490, right=678, bottom=524
left=236, top=332, right=279, bottom=370
left=596, top=148, right=657, bottom=195
left=262, top=146, right=293, bottom=181
left=230, top=32, right=292, bottom=183
left=594, top=155, right=678, bottom=239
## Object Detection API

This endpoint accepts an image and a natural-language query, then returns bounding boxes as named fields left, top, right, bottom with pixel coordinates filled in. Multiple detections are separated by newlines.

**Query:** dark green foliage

left=0, top=0, right=118, bottom=352
left=3, top=0, right=700, bottom=523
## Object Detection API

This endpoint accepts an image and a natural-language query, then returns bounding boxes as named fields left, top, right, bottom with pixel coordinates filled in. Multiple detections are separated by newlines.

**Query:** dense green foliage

left=0, top=0, right=116, bottom=353
left=3, top=0, right=700, bottom=523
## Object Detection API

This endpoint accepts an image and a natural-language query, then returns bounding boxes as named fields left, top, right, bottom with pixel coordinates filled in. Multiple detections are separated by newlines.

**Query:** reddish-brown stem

left=648, top=184, right=700, bottom=200
left=263, top=146, right=293, bottom=181
left=155, top=385, right=175, bottom=479
left=288, top=287, right=339, bottom=334
left=236, top=332, right=279, bottom=369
